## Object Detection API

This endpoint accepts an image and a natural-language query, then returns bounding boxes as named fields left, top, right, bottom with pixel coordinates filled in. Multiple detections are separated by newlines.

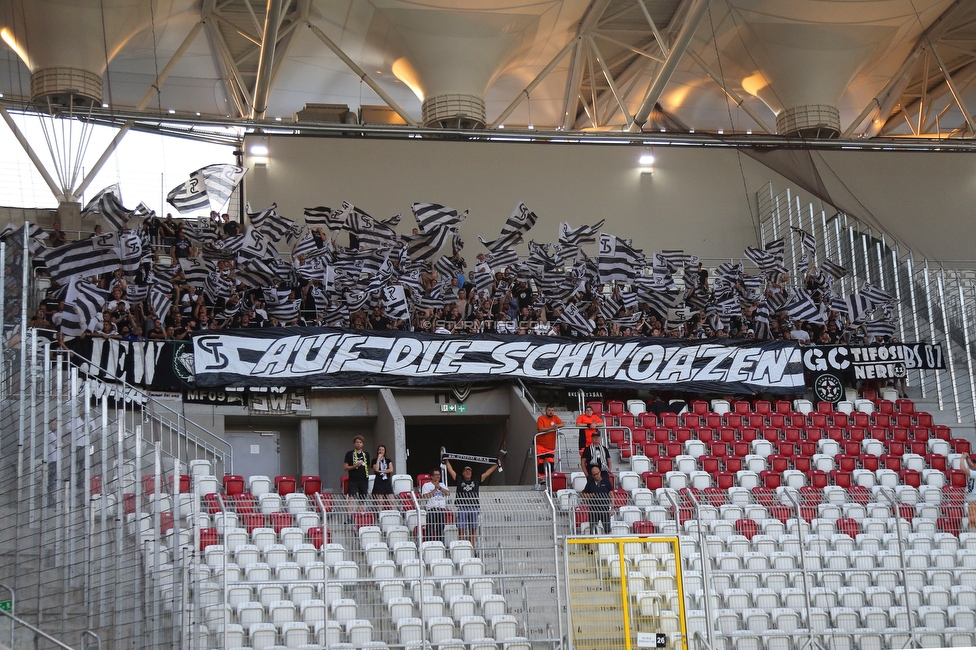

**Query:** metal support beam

left=635, top=0, right=669, bottom=56
left=251, top=0, right=284, bottom=119
left=0, top=104, right=65, bottom=201
left=687, top=50, right=775, bottom=134
left=74, top=20, right=205, bottom=200
left=629, top=0, right=710, bottom=132
left=306, top=21, right=419, bottom=127
left=561, top=0, right=612, bottom=130
left=587, top=35, right=633, bottom=129
left=490, top=37, right=578, bottom=129
left=844, top=49, right=922, bottom=138
left=928, top=39, right=976, bottom=135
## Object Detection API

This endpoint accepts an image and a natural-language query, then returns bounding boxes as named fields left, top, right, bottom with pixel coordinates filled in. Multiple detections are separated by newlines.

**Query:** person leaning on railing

left=535, top=404, right=562, bottom=479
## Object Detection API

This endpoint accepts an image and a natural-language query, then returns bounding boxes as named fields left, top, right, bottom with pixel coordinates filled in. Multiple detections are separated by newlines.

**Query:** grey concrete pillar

left=300, top=418, right=319, bottom=478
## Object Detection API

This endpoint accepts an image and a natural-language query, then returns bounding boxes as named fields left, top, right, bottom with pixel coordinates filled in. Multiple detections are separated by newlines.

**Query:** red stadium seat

left=662, top=414, right=679, bottom=429
left=860, top=455, right=879, bottom=472
left=793, top=457, right=811, bottom=473
left=200, top=527, right=219, bottom=550
left=948, top=469, right=968, bottom=488
left=886, top=441, right=906, bottom=456
left=910, top=442, right=928, bottom=456
left=787, top=413, right=806, bottom=428
left=776, top=441, right=796, bottom=456
left=734, top=401, right=751, bottom=414
left=340, top=475, right=349, bottom=495
left=697, top=428, right=715, bottom=443
left=873, top=413, right=892, bottom=428
left=799, top=505, right=817, bottom=523
left=723, top=458, right=742, bottom=473
left=828, top=428, right=845, bottom=442
left=806, top=469, right=828, bottom=488
left=943, top=486, right=965, bottom=505
left=671, top=506, right=694, bottom=524
left=242, top=513, right=266, bottom=533
left=899, top=469, right=921, bottom=488
left=752, top=487, right=775, bottom=506
left=783, top=427, right=801, bottom=443
left=618, top=413, right=636, bottom=429
left=952, top=439, right=972, bottom=455
left=631, top=427, right=647, bottom=446
left=739, top=428, right=757, bottom=443
left=642, top=414, right=659, bottom=429
left=270, top=512, right=293, bottom=533
left=852, top=413, right=870, bottom=428
left=769, top=504, right=791, bottom=523
left=632, top=520, right=656, bottom=534
left=835, top=455, right=856, bottom=472
left=704, top=487, right=727, bottom=506
left=895, top=414, right=913, bottom=428
left=123, top=493, right=136, bottom=514
left=816, top=402, right=833, bottom=413
left=848, top=485, right=870, bottom=505
left=809, top=414, right=828, bottom=429
left=274, top=475, right=297, bottom=496
left=748, top=414, right=766, bottom=428
left=223, top=474, right=244, bottom=496
left=607, top=427, right=625, bottom=448
left=607, top=400, right=625, bottom=419
left=707, top=414, right=724, bottom=429
left=674, top=427, right=692, bottom=444
left=656, top=458, right=674, bottom=473
left=800, top=485, right=823, bottom=505
left=847, top=428, right=865, bottom=443
left=643, top=472, right=663, bottom=490
left=938, top=517, right=961, bottom=536
left=700, top=456, right=720, bottom=474
left=301, top=476, right=322, bottom=495
left=756, top=401, right=772, bottom=415
left=914, top=428, right=931, bottom=442
left=769, top=414, right=787, bottom=429
left=203, top=493, right=222, bottom=515
left=762, top=428, right=779, bottom=443
left=844, top=441, right=861, bottom=456
left=725, top=414, right=744, bottom=428
left=878, top=401, right=894, bottom=414
left=917, top=413, right=935, bottom=428
left=898, top=503, right=915, bottom=521
left=880, top=454, right=901, bottom=471
left=760, top=470, right=781, bottom=488
left=836, top=517, right=859, bottom=537
left=861, top=388, right=878, bottom=401
left=611, top=488, right=628, bottom=509
left=775, top=400, right=791, bottom=414
left=643, top=442, right=660, bottom=458
left=352, top=511, right=375, bottom=529
left=736, top=519, right=759, bottom=539
left=869, top=427, right=886, bottom=442
left=234, top=493, right=257, bottom=514
left=653, top=427, right=671, bottom=443
left=830, top=470, right=852, bottom=488
left=733, top=442, right=751, bottom=457
left=574, top=506, right=589, bottom=531
left=713, top=472, right=735, bottom=489
left=682, top=413, right=702, bottom=428
left=666, top=442, right=683, bottom=457
left=799, top=442, right=817, bottom=457
left=307, top=526, right=328, bottom=548
left=896, top=398, right=914, bottom=414
left=678, top=487, right=702, bottom=507
left=416, top=473, right=432, bottom=488
left=691, top=401, right=709, bottom=415
left=709, top=442, right=728, bottom=457
left=768, top=456, right=789, bottom=473
left=587, top=401, right=604, bottom=415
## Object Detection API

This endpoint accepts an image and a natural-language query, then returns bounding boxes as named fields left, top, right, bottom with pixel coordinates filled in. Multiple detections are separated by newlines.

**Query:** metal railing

left=758, top=182, right=975, bottom=424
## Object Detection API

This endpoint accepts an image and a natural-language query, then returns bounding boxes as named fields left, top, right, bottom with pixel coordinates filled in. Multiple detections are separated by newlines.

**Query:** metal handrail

left=0, top=608, right=76, bottom=650
left=875, top=486, right=920, bottom=649
left=680, top=490, right=715, bottom=650
left=516, top=378, right=542, bottom=415
left=780, top=488, right=827, bottom=650
left=39, top=337, right=233, bottom=472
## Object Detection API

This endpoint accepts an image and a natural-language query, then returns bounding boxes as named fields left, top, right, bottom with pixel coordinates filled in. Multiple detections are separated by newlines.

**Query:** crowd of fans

left=28, top=211, right=886, bottom=349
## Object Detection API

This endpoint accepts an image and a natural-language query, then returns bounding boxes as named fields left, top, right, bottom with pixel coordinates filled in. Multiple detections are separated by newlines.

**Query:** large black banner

left=801, top=342, right=946, bottom=380
left=72, top=338, right=191, bottom=392
left=192, top=328, right=805, bottom=393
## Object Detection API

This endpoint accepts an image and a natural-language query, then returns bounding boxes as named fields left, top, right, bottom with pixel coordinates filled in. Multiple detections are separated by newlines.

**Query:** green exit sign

left=0, top=600, right=11, bottom=612
left=440, top=404, right=466, bottom=413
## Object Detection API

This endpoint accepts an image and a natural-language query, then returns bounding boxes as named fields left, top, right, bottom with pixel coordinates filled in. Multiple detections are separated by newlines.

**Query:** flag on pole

left=478, top=202, right=538, bottom=252
left=411, top=203, right=468, bottom=233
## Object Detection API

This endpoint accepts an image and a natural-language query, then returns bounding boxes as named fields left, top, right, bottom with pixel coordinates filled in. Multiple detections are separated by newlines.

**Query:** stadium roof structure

left=2, top=0, right=976, bottom=143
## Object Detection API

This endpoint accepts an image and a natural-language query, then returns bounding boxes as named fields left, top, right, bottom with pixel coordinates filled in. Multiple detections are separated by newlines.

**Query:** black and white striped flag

left=599, top=233, right=642, bottom=284
left=199, top=164, right=246, bottom=210
left=411, top=203, right=468, bottom=233
left=342, top=203, right=398, bottom=249
left=248, top=202, right=298, bottom=242
left=166, top=176, right=209, bottom=214
left=743, top=246, right=779, bottom=272
left=304, top=206, right=346, bottom=231
left=267, top=299, right=302, bottom=323
left=66, top=279, right=111, bottom=330
left=204, top=272, right=233, bottom=302
left=402, top=227, right=451, bottom=261
left=182, top=217, right=220, bottom=244
left=791, top=227, right=816, bottom=256
left=820, top=259, right=848, bottom=280
left=57, top=307, right=86, bottom=338
left=178, top=257, right=211, bottom=287
left=860, top=283, right=893, bottom=307
left=237, top=228, right=275, bottom=261
left=125, top=283, right=149, bottom=304
left=763, top=238, right=785, bottom=262
left=382, top=285, right=410, bottom=321
left=486, top=248, right=519, bottom=270
left=557, top=303, right=594, bottom=335
left=344, top=290, right=371, bottom=312
left=845, top=292, right=873, bottom=323
left=83, top=185, right=134, bottom=231
left=478, top=202, right=538, bottom=252
left=783, top=288, right=824, bottom=323
left=43, top=233, right=122, bottom=283
left=558, top=220, right=605, bottom=247
left=864, top=317, right=897, bottom=339
left=236, top=259, right=280, bottom=287
left=434, top=255, right=463, bottom=280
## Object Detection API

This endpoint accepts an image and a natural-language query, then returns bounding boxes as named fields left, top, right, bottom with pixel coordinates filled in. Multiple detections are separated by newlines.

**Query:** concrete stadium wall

left=242, top=135, right=976, bottom=263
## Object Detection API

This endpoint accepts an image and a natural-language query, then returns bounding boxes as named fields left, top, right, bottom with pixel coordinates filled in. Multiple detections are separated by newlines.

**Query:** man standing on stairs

left=536, top=404, right=563, bottom=480
left=582, top=463, right=613, bottom=534
left=446, top=459, right=499, bottom=546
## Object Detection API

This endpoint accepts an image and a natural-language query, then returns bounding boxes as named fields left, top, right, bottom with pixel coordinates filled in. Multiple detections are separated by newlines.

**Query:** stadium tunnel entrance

left=404, top=417, right=508, bottom=480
